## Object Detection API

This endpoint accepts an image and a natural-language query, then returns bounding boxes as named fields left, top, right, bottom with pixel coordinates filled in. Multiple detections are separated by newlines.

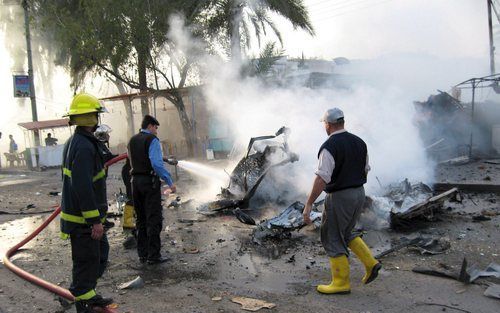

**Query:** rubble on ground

left=389, top=187, right=459, bottom=230
left=252, top=201, right=323, bottom=244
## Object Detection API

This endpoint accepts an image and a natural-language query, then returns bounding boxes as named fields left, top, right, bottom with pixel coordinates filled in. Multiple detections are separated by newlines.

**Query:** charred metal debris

left=198, top=126, right=298, bottom=224
left=379, top=179, right=460, bottom=230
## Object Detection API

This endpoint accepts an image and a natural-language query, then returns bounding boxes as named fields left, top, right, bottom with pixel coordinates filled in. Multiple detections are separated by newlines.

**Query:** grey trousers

left=320, top=186, right=365, bottom=257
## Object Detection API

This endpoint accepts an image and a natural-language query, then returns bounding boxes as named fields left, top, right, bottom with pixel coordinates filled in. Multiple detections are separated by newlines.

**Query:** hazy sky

left=270, top=0, right=490, bottom=60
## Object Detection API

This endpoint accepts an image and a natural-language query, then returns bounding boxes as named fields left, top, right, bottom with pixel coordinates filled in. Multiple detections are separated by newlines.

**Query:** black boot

left=147, top=256, right=171, bottom=265
left=85, top=294, right=113, bottom=307
left=103, top=219, right=115, bottom=229
left=75, top=301, right=91, bottom=313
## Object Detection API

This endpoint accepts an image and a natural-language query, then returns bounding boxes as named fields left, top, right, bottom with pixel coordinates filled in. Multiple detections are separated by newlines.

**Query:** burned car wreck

left=198, top=126, right=299, bottom=224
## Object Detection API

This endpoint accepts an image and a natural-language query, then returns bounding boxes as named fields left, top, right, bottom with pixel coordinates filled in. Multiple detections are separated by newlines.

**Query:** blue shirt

left=141, top=129, right=174, bottom=186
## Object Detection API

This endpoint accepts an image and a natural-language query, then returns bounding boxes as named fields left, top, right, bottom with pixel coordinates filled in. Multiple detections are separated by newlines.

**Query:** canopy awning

left=18, top=118, right=70, bottom=131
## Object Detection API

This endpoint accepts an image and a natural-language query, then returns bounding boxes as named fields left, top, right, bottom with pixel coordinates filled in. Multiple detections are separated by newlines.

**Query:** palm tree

left=203, top=0, right=314, bottom=61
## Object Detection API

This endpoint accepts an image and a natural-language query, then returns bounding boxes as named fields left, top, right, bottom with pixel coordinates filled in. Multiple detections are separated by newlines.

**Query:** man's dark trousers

left=69, top=228, right=109, bottom=297
left=132, top=175, right=162, bottom=260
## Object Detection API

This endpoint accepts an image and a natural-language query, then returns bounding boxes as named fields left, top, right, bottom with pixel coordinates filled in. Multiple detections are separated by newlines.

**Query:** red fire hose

left=2, top=153, right=128, bottom=308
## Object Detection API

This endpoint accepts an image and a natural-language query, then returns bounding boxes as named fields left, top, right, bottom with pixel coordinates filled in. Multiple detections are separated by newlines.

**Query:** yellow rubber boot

left=122, top=204, right=136, bottom=229
left=317, top=255, right=351, bottom=294
left=348, top=237, right=381, bottom=284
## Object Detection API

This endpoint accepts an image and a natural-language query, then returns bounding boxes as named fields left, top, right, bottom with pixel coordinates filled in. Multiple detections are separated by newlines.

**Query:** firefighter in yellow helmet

left=60, top=93, right=113, bottom=312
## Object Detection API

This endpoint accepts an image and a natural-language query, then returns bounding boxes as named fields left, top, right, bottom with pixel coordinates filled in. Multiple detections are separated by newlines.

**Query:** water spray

left=177, top=160, right=228, bottom=183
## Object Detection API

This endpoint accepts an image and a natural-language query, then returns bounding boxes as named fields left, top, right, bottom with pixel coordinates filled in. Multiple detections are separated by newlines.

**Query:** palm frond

left=263, top=0, right=314, bottom=35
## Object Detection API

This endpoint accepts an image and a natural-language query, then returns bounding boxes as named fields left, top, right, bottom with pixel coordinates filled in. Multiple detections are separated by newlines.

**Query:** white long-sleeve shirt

left=315, top=129, right=370, bottom=184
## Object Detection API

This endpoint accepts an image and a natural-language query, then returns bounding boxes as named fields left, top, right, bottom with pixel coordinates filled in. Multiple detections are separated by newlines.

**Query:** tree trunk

left=230, top=2, right=243, bottom=62
left=161, top=90, right=195, bottom=157
left=137, top=48, right=149, bottom=116
left=113, top=80, right=135, bottom=138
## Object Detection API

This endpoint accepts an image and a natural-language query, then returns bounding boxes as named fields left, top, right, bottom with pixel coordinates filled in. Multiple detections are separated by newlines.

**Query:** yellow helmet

left=63, top=93, right=107, bottom=117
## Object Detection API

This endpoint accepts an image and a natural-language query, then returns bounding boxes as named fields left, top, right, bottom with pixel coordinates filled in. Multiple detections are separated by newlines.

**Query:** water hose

left=2, top=153, right=128, bottom=305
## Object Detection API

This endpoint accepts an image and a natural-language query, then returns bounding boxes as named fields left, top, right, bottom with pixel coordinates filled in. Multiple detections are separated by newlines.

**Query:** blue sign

left=13, top=75, right=30, bottom=98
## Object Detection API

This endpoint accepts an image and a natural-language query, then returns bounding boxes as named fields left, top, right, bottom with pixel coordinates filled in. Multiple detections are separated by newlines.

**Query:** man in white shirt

left=303, top=108, right=381, bottom=295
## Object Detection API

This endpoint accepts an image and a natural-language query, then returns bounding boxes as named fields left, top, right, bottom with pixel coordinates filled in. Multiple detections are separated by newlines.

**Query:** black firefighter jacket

left=60, top=127, right=107, bottom=238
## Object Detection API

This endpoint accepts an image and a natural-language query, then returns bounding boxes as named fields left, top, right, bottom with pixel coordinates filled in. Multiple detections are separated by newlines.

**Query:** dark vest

left=318, top=131, right=367, bottom=193
left=128, top=131, right=157, bottom=176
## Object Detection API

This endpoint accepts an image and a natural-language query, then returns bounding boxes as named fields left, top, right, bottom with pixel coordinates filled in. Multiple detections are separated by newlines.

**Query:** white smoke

left=166, top=15, right=488, bottom=203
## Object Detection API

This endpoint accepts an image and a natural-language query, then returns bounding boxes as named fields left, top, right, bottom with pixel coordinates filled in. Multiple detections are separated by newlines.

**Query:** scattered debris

left=286, top=255, right=296, bottom=263
left=252, top=201, right=322, bottom=244
left=413, top=90, right=469, bottom=161
left=384, top=179, right=433, bottom=214
left=415, top=302, right=472, bottom=313
left=407, top=236, right=451, bottom=255
left=439, top=156, right=470, bottom=166
left=168, top=196, right=183, bottom=208
left=374, top=237, right=422, bottom=259
left=390, top=187, right=458, bottom=230
left=413, top=258, right=500, bottom=285
left=460, top=261, right=500, bottom=283
left=233, top=208, right=256, bottom=225
left=434, top=182, right=500, bottom=193
left=183, top=248, right=200, bottom=254
left=483, top=159, right=500, bottom=165
left=178, top=218, right=206, bottom=224
left=211, top=296, right=222, bottom=301
left=375, top=236, right=451, bottom=259
left=484, top=283, right=500, bottom=299
left=26, top=204, right=36, bottom=209
left=412, top=266, right=458, bottom=281
left=118, top=276, right=145, bottom=290
left=231, top=296, right=276, bottom=311
left=481, top=208, right=500, bottom=217
left=48, top=191, right=61, bottom=196
left=472, top=215, right=491, bottom=222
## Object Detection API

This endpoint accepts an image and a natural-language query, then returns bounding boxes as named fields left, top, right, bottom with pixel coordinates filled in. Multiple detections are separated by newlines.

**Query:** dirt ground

left=0, top=159, right=499, bottom=313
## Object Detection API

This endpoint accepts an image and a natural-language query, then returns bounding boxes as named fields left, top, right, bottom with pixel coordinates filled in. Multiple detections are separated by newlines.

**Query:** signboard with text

left=13, top=75, right=30, bottom=98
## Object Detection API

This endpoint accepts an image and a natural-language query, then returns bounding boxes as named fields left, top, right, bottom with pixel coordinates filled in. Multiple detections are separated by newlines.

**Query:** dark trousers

left=69, top=228, right=109, bottom=298
left=132, top=175, right=163, bottom=260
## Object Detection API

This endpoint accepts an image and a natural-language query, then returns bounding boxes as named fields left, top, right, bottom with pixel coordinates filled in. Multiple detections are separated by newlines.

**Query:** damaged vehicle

left=198, top=126, right=299, bottom=224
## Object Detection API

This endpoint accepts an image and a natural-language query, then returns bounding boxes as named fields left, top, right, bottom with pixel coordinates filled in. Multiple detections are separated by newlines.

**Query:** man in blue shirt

left=128, top=115, right=176, bottom=264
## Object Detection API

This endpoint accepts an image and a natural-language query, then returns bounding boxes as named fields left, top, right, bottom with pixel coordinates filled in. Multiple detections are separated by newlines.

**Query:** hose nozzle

left=164, top=155, right=178, bottom=165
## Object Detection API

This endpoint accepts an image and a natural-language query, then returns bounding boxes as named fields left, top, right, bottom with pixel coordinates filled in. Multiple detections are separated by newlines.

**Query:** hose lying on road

left=2, top=153, right=128, bottom=304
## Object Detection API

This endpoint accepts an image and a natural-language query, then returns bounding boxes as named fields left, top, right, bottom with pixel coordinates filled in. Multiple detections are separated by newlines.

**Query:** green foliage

left=30, top=0, right=207, bottom=90
left=242, top=41, right=284, bottom=77
left=203, top=0, right=314, bottom=59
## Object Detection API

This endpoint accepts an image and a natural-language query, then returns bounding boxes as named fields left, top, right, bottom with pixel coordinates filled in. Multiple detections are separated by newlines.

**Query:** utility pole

left=488, top=0, right=496, bottom=75
left=22, top=0, right=40, bottom=146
